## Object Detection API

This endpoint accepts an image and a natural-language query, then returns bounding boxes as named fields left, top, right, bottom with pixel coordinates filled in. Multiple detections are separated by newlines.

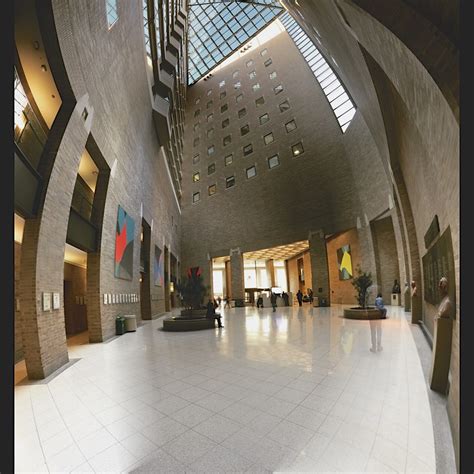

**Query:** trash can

left=313, top=296, right=319, bottom=307
left=124, top=315, right=137, bottom=332
left=115, top=316, right=125, bottom=335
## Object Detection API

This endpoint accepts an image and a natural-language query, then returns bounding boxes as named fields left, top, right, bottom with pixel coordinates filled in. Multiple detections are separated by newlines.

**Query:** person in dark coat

left=270, top=292, right=277, bottom=312
left=206, top=299, right=223, bottom=328
left=282, top=291, right=290, bottom=306
left=256, top=294, right=264, bottom=308
left=296, top=290, right=303, bottom=307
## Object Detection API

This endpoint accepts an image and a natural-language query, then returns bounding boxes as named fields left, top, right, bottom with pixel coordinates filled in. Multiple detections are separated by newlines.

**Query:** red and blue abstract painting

left=154, top=245, right=164, bottom=287
left=114, top=205, right=135, bottom=280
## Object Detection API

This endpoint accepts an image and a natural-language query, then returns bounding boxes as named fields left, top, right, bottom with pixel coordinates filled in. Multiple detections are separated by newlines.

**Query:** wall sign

left=42, top=292, right=51, bottom=312
left=53, top=292, right=60, bottom=310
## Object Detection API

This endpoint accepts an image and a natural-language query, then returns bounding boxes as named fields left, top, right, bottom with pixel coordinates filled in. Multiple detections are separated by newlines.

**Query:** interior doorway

left=140, top=219, right=152, bottom=319
left=164, top=246, right=170, bottom=311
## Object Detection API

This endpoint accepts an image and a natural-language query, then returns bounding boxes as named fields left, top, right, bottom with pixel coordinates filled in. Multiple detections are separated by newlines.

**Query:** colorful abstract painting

left=154, top=245, right=164, bottom=287
left=114, top=205, right=135, bottom=280
left=337, top=244, right=353, bottom=280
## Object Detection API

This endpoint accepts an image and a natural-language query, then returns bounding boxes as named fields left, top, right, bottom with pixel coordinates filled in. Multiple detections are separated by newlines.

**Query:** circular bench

left=343, top=308, right=386, bottom=320
left=162, top=317, right=216, bottom=331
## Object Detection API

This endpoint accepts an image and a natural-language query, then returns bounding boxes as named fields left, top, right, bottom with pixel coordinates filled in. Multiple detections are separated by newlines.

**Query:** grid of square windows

left=285, top=119, right=297, bottom=133
left=274, top=84, right=283, bottom=95
left=243, top=143, right=253, bottom=156
left=193, top=171, right=200, bottom=182
left=226, top=175, right=235, bottom=188
left=241, top=124, right=250, bottom=136
left=208, top=163, right=216, bottom=175
left=219, top=80, right=225, bottom=88
left=222, top=118, right=230, bottom=128
left=292, top=142, right=304, bottom=156
left=223, top=135, right=232, bottom=146
left=259, top=113, right=269, bottom=125
left=234, top=81, right=241, bottom=89
left=192, top=191, right=200, bottom=203
left=246, top=165, right=257, bottom=179
left=264, top=58, right=273, bottom=67
left=269, top=71, right=277, bottom=80
left=232, top=70, right=239, bottom=79
left=279, top=99, right=290, bottom=112
left=193, top=137, right=200, bottom=147
left=260, top=48, right=268, bottom=56
left=249, top=70, right=257, bottom=79
left=207, top=100, right=213, bottom=108
left=220, top=91, right=227, bottom=99
left=208, top=184, right=216, bottom=196
left=238, top=108, right=247, bottom=119
left=207, top=113, right=213, bottom=122
left=246, top=59, right=254, bottom=68
left=207, top=128, right=214, bottom=138
left=221, top=104, right=228, bottom=113
left=236, top=94, right=243, bottom=103
left=194, top=109, right=200, bottom=117
left=263, top=132, right=274, bottom=145
left=193, top=123, right=200, bottom=132
left=225, top=154, right=233, bottom=166
left=207, top=89, right=212, bottom=96
left=208, top=145, right=215, bottom=155
left=268, top=154, right=279, bottom=169
left=252, top=83, right=261, bottom=92
left=195, top=98, right=200, bottom=105
left=193, top=154, right=200, bottom=164
left=255, top=96, right=265, bottom=107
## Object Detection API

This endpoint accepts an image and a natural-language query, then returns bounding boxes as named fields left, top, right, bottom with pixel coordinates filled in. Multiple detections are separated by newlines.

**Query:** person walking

left=256, top=294, right=264, bottom=308
left=224, top=296, right=231, bottom=308
left=207, top=298, right=223, bottom=328
left=296, top=290, right=303, bottom=307
left=270, top=292, right=277, bottom=312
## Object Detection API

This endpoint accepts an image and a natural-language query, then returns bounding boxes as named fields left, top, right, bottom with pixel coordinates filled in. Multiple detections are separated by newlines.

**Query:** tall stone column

left=358, top=216, right=378, bottom=285
left=265, top=259, right=275, bottom=287
left=308, top=230, right=331, bottom=306
left=230, top=248, right=245, bottom=305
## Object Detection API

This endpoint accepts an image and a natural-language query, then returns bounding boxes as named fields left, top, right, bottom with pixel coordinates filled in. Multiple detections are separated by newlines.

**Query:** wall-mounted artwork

left=337, top=244, right=353, bottom=280
left=114, top=205, right=135, bottom=280
left=154, top=245, right=164, bottom=287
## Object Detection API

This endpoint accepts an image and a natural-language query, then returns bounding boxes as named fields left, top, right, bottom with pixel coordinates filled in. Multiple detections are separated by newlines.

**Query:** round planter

left=343, top=307, right=385, bottom=320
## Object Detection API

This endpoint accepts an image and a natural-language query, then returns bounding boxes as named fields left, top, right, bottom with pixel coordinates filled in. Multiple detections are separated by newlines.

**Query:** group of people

left=256, top=291, right=290, bottom=312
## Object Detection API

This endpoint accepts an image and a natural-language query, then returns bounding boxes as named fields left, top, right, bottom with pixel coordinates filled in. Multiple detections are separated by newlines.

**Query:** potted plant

left=175, top=267, right=209, bottom=317
left=343, top=266, right=381, bottom=319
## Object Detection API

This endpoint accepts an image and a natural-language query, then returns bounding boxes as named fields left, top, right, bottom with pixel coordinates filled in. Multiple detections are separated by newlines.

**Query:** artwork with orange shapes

left=114, top=205, right=135, bottom=280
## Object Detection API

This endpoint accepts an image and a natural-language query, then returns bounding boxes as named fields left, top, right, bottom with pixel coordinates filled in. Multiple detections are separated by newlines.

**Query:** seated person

left=375, top=293, right=387, bottom=318
left=206, top=298, right=223, bottom=328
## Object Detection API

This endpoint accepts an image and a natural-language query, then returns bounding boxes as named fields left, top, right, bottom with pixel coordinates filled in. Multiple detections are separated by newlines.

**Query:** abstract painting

left=154, top=245, right=164, bottom=287
left=337, top=244, right=353, bottom=280
left=114, top=205, right=135, bottom=280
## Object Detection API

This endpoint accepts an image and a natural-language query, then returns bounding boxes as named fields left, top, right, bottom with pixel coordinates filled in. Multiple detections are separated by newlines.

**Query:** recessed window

left=279, top=99, right=290, bottom=112
left=246, top=165, right=257, bottom=179
left=193, top=154, right=200, bottom=164
left=207, top=100, right=213, bottom=108
left=249, top=70, right=257, bottom=79
left=255, top=97, right=265, bottom=107
left=225, top=154, right=233, bottom=166
left=208, top=184, right=216, bottom=196
left=292, top=142, right=304, bottom=156
left=234, top=81, right=241, bottom=89
left=263, top=132, right=274, bottom=145
left=207, top=113, right=213, bottom=122
left=259, top=113, right=269, bottom=125
left=269, top=71, right=277, bottom=80
left=241, top=124, right=250, bottom=136
left=252, top=83, right=261, bottom=92
left=106, top=0, right=119, bottom=28
left=274, top=84, right=283, bottom=95
left=193, top=123, right=200, bottom=132
left=192, top=191, right=200, bottom=203
left=207, top=128, right=214, bottom=138
left=260, top=48, right=268, bottom=57
left=285, top=119, right=297, bottom=133
left=226, top=175, right=235, bottom=188
left=207, top=145, right=215, bottom=156
left=208, top=163, right=216, bottom=175
left=222, top=118, right=230, bottom=128
left=221, top=104, right=228, bottom=113
left=193, top=172, right=200, bottom=182
left=264, top=58, right=273, bottom=67
left=220, top=91, right=227, bottom=100
left=195, top=97, right=200, bottom=105
left=193, top=137, right=200, bottom=147
left=219, top=80, right=226, bottom=88
left=223, top=135, right=232, bottom=146
left=243, top=143, right=253, bottom=156
left=194, top=109, right=200, bottom=117
left=232, top=70, right=239, bottom=79
left=246, top=59, right=254, bottom=68
left=207, top=89, right=212, bottom=96
left=238, top=108, right=247, bottom=119
left=268, top=154, right=280, bottom=169
left=236, top=94, right=243, bottom=103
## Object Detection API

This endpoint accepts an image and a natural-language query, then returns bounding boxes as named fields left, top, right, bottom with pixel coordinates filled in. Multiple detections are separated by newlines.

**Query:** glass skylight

left=280, top=12, right=356, bottom=133
left=187, top=0, right=283, bottom=85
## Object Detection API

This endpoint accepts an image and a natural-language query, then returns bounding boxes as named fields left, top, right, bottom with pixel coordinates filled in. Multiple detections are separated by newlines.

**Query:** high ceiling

left=243, top=240, right=309, bottom=261
left=187, top=0, right=283, bottom=85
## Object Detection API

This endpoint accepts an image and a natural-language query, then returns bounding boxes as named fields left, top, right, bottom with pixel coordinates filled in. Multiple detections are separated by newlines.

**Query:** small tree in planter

left=176, top=267, right=208, bottom=311
left=351, top=266, right=373, bottom=309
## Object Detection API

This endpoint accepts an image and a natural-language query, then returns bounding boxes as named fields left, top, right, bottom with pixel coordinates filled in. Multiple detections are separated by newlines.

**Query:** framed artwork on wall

left=337, top=244, right=353, bottom=280
left=114, top=205, right=135, bottom=280
left=154, top=245, right=164, bottom=286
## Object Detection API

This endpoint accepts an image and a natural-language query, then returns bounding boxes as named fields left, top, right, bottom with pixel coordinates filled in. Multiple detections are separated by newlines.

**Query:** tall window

left=106, top=0, right=119, bottom=29
left=143, top=0, right=151, bottom=58
left=281, top=12, right=356, bottom=132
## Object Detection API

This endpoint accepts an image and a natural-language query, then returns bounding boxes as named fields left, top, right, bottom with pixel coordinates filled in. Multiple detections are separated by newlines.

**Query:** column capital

left=308, top=229, right=325, bottom=241
left=230, top=247, right=241, bottom=256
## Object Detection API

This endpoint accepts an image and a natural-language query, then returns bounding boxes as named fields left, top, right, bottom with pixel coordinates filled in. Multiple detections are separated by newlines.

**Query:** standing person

left=282, top=291, right=289, bottom=306
left=206, top=298, right=223, bottom=328
left=270, top=292, right=277, bottom=312
left=217, top=296, right=222, bottom=306
left=374, top=293, right=387, bottom=318
left=256, top=294, right=264, bottom=308
left=307, top=288, right=314, bottom=304
left=296, top=290, right=303, bottom=307
left=224, top=296, right=231, bottom=308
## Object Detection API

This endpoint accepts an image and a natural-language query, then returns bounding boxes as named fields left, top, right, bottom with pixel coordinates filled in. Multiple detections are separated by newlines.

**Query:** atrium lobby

left=9, top=0, right=464, bottom=473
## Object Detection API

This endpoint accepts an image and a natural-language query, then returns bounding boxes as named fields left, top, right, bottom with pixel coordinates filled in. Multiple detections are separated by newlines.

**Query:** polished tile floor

left=15, top=304, right=436, bottom=473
